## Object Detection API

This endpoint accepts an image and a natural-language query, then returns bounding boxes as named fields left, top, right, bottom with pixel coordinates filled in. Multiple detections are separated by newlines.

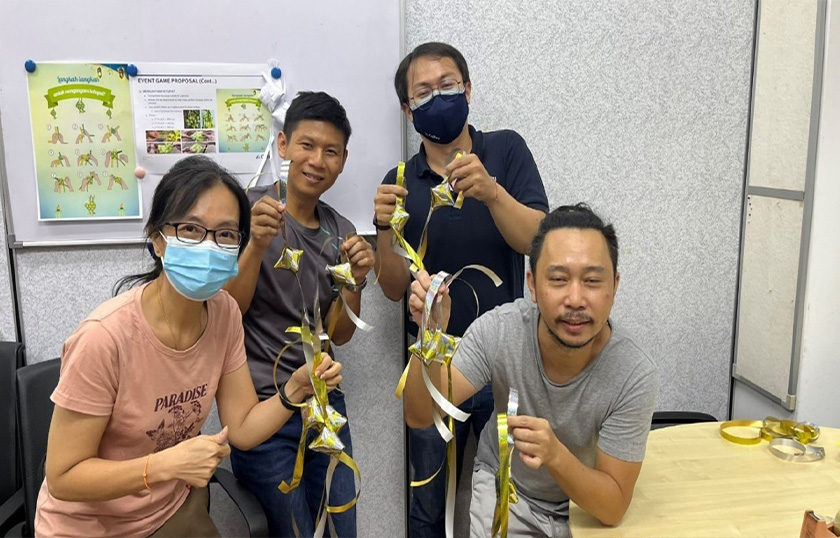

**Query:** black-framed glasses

left=165, top=222, right=243, bottom=250
left=409, top=79, right=465, bottom=111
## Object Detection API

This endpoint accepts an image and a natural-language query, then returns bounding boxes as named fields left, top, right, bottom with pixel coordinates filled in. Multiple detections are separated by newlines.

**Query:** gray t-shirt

left=242, top=184, right=355, bottom=399
left=453, top=298, right=658, bottom=516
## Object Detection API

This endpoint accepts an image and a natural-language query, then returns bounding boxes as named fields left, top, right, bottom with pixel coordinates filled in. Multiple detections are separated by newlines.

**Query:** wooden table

left=569, top=422, right=840, bottom=537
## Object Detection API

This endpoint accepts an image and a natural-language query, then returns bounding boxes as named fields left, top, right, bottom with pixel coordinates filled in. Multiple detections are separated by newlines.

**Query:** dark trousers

left=231, top=391, right=356, bottom=537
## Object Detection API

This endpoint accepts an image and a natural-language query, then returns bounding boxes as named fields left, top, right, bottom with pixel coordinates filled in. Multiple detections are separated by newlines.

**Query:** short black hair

left=114, top=155, right=251, bottom=295
left=283, top=91, right=352, bottom=147
left=394, top=42, right=471, bottom=107
left=529, top=203, right=619, bottom=276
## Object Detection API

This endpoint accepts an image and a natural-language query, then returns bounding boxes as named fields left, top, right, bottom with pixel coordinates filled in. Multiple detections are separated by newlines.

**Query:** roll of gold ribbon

left=719, top=417, right=821, bottom=446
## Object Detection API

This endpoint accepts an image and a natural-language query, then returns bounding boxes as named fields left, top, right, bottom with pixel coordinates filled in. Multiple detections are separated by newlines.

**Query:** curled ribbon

left=272, top=232, right=373, bottom=536
left=719, top=416, right=821, bottom=446
left=387, top=157, right=503, bottom=538
left=492, top=390, right=519, bottom=538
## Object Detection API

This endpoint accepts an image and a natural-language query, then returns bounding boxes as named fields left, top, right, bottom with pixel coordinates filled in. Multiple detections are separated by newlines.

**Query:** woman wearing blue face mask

left=35, top=155, right=341, bottom=538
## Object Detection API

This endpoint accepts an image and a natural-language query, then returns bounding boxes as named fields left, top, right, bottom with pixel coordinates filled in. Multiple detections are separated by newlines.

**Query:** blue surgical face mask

left=411, top=92, right=469, bottom=145
left=159, top=233, right=239, bottom=302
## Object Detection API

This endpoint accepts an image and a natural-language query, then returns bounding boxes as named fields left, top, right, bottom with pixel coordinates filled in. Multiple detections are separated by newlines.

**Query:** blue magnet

left=126, top=64, right=139, bottom=77
left=270, top=66, right=282, bottom=79
left=24, top=59, right=36, bottom=73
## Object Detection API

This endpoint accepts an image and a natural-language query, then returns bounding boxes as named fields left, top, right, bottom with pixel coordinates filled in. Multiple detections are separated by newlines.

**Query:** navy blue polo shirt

left=382, top=125, right=548, bottom=337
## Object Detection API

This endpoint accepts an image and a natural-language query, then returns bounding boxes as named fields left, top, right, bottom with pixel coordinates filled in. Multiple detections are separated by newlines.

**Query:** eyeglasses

left=409, top=79, right=465, bottom=111
left=165, top=222, right=243, bottom=250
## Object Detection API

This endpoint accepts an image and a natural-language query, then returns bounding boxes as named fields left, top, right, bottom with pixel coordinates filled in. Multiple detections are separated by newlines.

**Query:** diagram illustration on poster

left=217, top=88, right=271, bottom=154
left=26, top=62, right=141, bottom=221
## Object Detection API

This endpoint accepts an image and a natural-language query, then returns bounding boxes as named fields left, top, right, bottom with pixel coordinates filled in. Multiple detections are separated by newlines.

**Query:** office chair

left=0, top=342, right=25, bottom=535
left=651, top=411, right=717, bottom=430
left=0, top=358, right=268, bottom=537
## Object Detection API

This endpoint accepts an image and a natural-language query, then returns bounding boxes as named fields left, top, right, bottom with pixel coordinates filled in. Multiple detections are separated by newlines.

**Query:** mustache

left=556, top=313, right=592, bottom=324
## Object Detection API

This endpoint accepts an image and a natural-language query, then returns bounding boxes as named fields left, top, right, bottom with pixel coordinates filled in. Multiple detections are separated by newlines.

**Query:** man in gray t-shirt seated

left=404, top=203, right=658, bottom=537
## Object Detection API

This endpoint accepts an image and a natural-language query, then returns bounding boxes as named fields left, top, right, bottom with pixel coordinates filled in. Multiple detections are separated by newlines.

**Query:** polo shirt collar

left=413, top=125, right=484, bottom=179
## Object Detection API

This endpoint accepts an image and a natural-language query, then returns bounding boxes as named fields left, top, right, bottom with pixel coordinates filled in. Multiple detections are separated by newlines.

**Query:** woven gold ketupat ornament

left=274, top=245, right=303, bottom=273
left=326, top=262, right=355, bottom=288
left=275, top=307, right=362, bottom=537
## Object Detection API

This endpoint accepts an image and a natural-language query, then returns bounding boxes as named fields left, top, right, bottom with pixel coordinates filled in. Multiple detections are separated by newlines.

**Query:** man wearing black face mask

left=374, top=42, right=549, bottom=537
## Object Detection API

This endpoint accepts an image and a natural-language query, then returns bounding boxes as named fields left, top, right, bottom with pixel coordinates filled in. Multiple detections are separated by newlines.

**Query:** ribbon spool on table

left=719, top=416, right=824, bottom=462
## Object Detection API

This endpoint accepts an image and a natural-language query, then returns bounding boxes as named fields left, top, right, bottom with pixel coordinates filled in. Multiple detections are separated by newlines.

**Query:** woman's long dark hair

left=113, top=155, right=251, bottom=295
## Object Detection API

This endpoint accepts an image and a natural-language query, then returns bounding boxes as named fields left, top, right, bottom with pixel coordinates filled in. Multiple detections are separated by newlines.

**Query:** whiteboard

left=0, top=0, right=402, bottom=245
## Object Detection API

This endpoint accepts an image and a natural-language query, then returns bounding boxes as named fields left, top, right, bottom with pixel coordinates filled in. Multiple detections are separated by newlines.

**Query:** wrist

left=373, top=214, right=391, bottom=232
left=485, top=177, right=500, bottom=206
left=146, top=451, right=172, bottom=484
left=546, top=438, right=567, bottom=473
left=283, top=377, right=308, bottom=405
left=344, top=276, right=368, bottom=293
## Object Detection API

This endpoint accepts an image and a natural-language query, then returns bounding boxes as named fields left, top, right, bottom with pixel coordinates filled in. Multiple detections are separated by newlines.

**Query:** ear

left=339, top=149, right=349, bottom=174
left=149, top=228, right=166, bottom=259
left=277, top=131, right=288, bottom=159
left=613, top=271, right=621, bottom=296
left=526, top=269, right=537, bottom=303
left=465, top=81, right=472, bottom=105
left=401, top=103, right=413, bottom=123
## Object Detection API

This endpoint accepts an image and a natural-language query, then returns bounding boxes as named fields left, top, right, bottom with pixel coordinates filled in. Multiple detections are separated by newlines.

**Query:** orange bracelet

left=143, top=454, right=152, bottom=490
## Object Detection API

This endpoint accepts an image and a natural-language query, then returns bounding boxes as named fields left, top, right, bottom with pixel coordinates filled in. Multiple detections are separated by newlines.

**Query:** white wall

left=732, top=0, right=840, bottom=427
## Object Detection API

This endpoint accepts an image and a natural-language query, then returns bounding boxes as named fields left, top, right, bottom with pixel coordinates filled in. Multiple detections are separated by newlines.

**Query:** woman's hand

left=151, top=427, right=231, bottom=488
left=286, top=353, right=343, bottom=401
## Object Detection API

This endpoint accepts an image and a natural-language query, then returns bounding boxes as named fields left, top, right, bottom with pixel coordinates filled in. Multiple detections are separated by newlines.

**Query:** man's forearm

left=488, top=188, right=545, bottom=254
left=224, top=243, right=267, bottom=313
left=376, top=231, right=411, bottom=300
left=545, top=446, right=632, bottom=526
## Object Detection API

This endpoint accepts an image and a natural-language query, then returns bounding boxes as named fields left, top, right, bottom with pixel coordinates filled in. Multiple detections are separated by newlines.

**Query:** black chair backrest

left=651, top=411, right=717, bottom=430
left=16, top=358, right=60, bottom=536
left=0, top=341, right=25, bottom=502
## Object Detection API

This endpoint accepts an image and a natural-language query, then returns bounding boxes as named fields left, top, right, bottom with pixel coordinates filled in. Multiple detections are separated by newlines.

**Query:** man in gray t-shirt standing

left=404, top=203, right=658, bottom=537
left=225, top=92, right=374, bottom=538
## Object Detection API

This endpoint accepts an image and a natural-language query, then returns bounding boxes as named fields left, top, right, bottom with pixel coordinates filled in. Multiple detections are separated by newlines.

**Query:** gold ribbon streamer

left=272, top=232, right=372, bottom=536
left=387, top=157, right=502, bottom=538
left=492, top=390, right=519, bottom=538
left=719, top=417, right=821, bottom=446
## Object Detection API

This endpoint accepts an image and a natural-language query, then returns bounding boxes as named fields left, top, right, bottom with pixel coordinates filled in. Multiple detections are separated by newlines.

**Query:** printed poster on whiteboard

left=131, top=63, right=272, bottom=174
left=26, top=62, right=141, bottom=221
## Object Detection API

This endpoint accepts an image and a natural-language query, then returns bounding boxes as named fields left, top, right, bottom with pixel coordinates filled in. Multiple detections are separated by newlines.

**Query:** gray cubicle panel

left=406, top=0, right=756, bottom=419
left=734, top=0, right=826, bottom=410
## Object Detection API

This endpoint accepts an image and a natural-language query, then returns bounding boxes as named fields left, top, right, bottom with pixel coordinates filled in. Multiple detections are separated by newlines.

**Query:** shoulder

left=475, top=298, right=535, bottom=331
left=246, top=184, right=272, bottom=203
left=382, top=166, right=398, bottom=185
left=86, top=287, right=142, bottom=338
left=209, top=289, right=243, bottom=323
left=481, top=128, right=527, bottom=150
left=606, top=324, right=658, bottom=380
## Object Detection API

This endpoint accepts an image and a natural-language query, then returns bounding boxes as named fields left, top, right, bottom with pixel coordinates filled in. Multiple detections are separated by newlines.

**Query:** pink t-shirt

left=35, top=284, right=247, bottom=538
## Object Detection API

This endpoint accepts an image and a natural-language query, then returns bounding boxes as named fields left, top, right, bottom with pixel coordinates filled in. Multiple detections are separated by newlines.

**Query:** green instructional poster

left=27, top=63, right=141, bottom=221
left=216, top=88, right=271, bottom=154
